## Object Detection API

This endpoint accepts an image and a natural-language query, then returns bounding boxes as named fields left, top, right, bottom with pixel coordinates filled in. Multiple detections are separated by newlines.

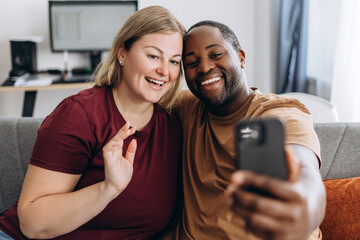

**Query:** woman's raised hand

left=102, top=122, right=137, bottom=198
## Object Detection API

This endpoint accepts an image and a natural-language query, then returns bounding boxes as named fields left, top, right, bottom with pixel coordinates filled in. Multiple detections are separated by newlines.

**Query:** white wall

left=0, top=0, right=280, bottom=117
left=139, top=0, right=280, bottom=93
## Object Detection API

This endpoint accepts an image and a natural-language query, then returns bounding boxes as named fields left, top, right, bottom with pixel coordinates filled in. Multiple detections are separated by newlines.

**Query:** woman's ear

left=239, top=50, right=245, bottom=68
left=117, top=44, right=126, bottom=65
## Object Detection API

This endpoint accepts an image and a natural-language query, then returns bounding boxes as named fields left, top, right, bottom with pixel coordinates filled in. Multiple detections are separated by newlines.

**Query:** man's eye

left=184, top=61, right=198, bottom=69
left=211, top=53, right=223, bottom=58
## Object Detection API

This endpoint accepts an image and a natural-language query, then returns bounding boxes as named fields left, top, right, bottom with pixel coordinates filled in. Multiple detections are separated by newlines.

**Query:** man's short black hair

left=186, top=20, right=241, bottom=51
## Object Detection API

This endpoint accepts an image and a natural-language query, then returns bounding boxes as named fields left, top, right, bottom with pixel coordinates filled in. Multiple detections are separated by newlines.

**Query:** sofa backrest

left=314, top=123, right=360, bottom=180
left=0, top=119, right=359, bottom=213
left=0, top=117, right=43, bottom=213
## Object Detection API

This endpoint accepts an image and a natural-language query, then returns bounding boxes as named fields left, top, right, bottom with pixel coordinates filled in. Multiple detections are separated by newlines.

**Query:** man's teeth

left=201, top=77, right=221, bottom=85
left=148, top=78, right=165, bottom=86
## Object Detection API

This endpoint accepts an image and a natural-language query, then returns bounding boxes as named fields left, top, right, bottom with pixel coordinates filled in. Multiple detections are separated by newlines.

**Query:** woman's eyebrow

left=144, top=45, right=163, bottom=54
left=144, top=46, right=182, bottom=58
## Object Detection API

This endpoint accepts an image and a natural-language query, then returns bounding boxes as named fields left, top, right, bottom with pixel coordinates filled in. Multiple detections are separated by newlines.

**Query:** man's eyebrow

left=184, top=51, right=194, bottom=59
left=144, top=46, right=182, bottom=58
left=206, top=44, right=222, bottom=49
left=184, top=44, right=222, bottom=59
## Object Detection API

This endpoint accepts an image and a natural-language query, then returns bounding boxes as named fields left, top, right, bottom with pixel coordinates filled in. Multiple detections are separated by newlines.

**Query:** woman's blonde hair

left=94, top=6, right=185, bottom=110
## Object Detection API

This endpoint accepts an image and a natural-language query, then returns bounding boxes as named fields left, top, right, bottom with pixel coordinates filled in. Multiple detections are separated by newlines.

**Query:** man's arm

left=226, top=144, right=326, bottom=240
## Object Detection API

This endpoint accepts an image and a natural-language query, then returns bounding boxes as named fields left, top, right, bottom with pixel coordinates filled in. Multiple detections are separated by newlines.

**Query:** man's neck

left=208, top=87, right=252, bottom=117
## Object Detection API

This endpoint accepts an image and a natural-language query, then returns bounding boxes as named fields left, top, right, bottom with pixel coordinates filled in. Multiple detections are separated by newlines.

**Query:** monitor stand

left=90, top=51, right=102, bottom=72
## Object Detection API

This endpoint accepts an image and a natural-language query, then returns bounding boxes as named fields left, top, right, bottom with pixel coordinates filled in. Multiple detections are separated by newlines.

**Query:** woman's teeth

left=201, top=77, right=221, bottom=85
left=147, top=78, right=164, bottom=86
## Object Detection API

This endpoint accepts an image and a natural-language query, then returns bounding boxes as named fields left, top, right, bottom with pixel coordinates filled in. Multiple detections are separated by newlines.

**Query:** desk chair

left=279, top=92, right=339, bottom=123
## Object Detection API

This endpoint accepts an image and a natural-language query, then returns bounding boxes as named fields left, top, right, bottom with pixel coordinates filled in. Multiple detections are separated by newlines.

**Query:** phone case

left=236, top=118, right=287, bottom=180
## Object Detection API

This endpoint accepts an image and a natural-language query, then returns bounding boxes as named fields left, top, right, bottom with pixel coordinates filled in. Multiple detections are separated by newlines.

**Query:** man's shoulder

left=247, top=90, right=311, bottom=117
left=177, top=90, right=198, bottom=104
left=174, top=90, right=202, bottom=117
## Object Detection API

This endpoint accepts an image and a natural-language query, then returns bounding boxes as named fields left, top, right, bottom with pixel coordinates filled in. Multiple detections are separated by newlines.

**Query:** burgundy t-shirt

left=0, top=86, right=182, bottom=239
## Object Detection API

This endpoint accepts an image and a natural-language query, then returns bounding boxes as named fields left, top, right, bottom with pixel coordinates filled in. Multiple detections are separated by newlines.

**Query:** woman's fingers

left=125, top=139, right=137, bottom=164
left=112, top=122, right=136, bottom=142
left=103, top=122, right=136, bottom=161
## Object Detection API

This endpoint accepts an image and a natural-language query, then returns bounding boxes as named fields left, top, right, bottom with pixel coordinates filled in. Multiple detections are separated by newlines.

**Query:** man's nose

left=198, top=58, right=214, bottom=73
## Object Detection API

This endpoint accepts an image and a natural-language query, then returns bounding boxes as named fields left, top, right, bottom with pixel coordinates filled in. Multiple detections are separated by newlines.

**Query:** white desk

left=0, top=82, right=93, bottom=117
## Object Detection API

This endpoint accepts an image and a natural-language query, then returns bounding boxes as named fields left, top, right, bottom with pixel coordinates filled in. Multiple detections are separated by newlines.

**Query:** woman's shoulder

left=42, top=86, right=112, bottom=130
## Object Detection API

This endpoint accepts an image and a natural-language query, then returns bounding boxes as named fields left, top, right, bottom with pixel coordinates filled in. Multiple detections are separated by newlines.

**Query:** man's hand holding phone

left=226, top=119, right=313, bottom=239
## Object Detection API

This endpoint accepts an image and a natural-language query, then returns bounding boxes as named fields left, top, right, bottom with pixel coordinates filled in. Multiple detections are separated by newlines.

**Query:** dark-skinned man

left=172, top=20, right=325, bottom=240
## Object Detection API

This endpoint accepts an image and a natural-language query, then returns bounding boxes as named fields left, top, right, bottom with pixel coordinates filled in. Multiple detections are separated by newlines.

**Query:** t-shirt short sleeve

left=246, top=91, right=321, bottom=161
left=30, top=98, right=94, bottom=174
left=261, top=107, right=321, bottom=161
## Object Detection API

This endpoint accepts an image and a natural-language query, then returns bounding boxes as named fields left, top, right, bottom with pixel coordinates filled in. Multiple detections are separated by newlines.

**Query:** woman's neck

left=112, top=86, right=154, bottom=131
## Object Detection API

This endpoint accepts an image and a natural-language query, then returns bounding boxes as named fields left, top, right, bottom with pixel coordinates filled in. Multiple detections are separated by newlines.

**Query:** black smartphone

left=235, top=118, right=287, bottom=180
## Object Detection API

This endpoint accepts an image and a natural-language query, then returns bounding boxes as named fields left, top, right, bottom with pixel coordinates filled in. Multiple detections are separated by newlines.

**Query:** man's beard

left=200, top=67, right=244, bottom=108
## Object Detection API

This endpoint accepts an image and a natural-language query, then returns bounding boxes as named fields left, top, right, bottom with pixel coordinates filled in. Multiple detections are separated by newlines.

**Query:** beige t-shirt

left=174, top=89, right=321, bottom=240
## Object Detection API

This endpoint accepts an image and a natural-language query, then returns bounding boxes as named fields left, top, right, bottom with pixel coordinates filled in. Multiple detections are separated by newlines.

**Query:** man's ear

left=238, top=50, right=245, bottom=68
left=117, top=44, right=126, bottom=64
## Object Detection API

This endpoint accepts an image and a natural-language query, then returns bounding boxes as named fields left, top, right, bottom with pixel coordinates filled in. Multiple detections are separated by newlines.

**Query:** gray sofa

left=0, top=117, right=43, bottom=213
left=0, top=118, right=359, bottom=238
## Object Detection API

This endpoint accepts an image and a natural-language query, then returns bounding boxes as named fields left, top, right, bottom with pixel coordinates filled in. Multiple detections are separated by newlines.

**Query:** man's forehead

left=184, top=25, right=228, bottom=54
left=186, top=25, right=223, bottom=40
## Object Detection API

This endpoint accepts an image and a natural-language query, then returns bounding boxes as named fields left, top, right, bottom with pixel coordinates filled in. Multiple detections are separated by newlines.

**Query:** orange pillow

left=320, top=177, right=360, bottom=240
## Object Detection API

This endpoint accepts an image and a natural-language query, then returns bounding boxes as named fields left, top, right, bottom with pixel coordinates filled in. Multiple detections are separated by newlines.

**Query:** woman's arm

left=17, top=122, right=137, bottom=239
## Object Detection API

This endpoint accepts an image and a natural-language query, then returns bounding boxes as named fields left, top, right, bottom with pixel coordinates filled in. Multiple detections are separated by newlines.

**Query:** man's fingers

left=243, top=212, right=284, bottom=240
left=230, top=170, right=301, bottom=201
left=229, top=194, right=286, bottom=239
left=230, top=187, right=298, bottom=220
left=125, top=139, right=137, bottom=164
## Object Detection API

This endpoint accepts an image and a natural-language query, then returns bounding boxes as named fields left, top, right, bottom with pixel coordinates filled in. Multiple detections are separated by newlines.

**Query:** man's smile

left=201, top=76, right=222, bottom=86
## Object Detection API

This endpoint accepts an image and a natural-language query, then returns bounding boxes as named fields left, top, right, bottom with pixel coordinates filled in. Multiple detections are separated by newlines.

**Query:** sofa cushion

left=320, top=177, right=360, bottom=239
left=0, top=117, right=43, bottom=213
left=314, top=123, right=360, bottom=180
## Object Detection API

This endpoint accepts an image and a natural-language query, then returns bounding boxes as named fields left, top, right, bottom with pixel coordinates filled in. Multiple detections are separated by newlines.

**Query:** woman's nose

left=156, top=61, right=169, bottom=76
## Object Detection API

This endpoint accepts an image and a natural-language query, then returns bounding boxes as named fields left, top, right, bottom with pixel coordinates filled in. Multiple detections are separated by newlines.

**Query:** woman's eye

left=149, top=55, right=159, bottom=60
left=170, top=60, right=180, bottom=65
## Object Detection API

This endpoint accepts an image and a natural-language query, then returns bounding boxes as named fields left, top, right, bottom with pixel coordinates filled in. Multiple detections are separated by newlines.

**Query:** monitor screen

left=49, top=1, right=138, bottom=52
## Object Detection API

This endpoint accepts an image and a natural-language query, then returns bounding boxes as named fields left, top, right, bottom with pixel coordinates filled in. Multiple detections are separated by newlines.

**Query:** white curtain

left=331, top=0, right=360, bottom=122
left=307, top=0, right=341, bottom=100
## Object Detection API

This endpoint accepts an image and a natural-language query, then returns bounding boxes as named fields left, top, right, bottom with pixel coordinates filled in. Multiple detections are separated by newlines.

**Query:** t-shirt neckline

left=108, top=86, right=157, bottom=137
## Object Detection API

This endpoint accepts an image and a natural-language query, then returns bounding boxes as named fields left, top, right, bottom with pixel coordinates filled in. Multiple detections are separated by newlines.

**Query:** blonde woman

left=0, top=6, right=185, bottom=240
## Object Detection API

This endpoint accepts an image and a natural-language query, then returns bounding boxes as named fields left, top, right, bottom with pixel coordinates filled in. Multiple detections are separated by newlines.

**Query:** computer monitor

left=48, top=0, right=138, bottom=71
